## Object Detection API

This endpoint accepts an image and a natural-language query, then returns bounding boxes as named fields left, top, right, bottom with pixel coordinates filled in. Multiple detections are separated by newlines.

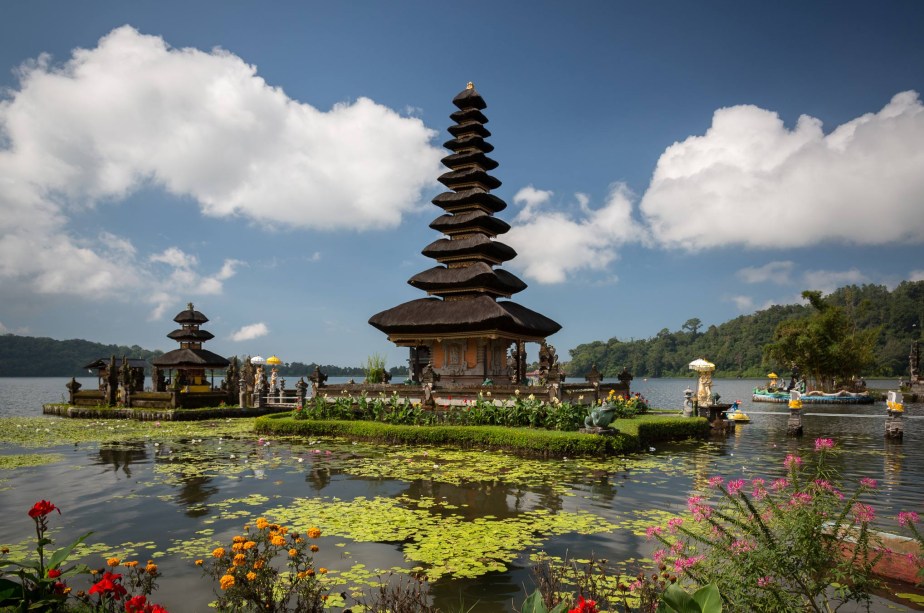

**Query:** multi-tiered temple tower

left=369, top=84, right=561, bottom=384
left=152, top=303, right=229, bottom=391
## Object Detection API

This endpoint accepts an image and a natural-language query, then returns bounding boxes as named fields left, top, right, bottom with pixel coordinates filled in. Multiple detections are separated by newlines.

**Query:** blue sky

left=1, top=1, right=922, bottom=368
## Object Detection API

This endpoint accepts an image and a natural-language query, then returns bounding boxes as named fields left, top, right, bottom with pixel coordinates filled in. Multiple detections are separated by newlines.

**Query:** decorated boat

left=752, top=388, right=874, bottom=404
left=723, top=400, right=750, bottom=423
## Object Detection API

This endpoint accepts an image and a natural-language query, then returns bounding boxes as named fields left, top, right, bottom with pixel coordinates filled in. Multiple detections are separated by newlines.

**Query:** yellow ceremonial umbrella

left=266, top=356, right=283, bottom=366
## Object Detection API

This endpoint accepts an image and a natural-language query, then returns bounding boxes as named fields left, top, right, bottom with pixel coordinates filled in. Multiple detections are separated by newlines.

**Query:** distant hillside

left=567, top=281, right=924, bottom=378
left=0, top=335, right=164, bottom=376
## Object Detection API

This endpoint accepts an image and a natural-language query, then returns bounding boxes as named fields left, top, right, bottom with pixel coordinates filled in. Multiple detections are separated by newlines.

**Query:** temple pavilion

left=152, top=303, right=229, bottom=392
left=369, top=84, right=561, bottom=385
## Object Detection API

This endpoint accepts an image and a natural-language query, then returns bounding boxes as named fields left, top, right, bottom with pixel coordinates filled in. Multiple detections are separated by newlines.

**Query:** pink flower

left=673, top=555, right=705, bottom=572
left=727, top=479, right=745, bottom=495
left=789, top=492, right=813, bottom=507
left=652, top=549, right=667, bottom=563
left=667, top=517, right=684, bottom=533
left=814, top=438, right=835, bottom=451
left=784, top=454, right=803, bottom=470
left=852, top=503, right=876, bottom=524
left=898, top=511, right=919, bottom=527
left=771, top=478, right=789, bottom=491
left=730, top=539, right=756, bottom=555
left=859, top=477, right=878, bottom=489
left=707, top=476, right=724, bottom=488
left=757, top=576, right=773, bottom=587
left=645, top=525, right=663, bottom=540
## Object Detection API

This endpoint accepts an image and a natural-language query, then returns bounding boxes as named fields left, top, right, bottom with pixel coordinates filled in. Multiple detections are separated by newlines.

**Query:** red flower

left=125, top=595, right=168, bottom=613
left=568, top=596, right=599, bottom=613
left=47, top=568, right=62, bottom=578
left=89, top=571, right=127, bottom=599
left=28, top=500, right=59, bottom=519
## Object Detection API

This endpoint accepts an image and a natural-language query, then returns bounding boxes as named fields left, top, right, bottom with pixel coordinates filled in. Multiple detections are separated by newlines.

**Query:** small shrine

left=369, top=83, right=562, bottom=385
left=152, top=303, right=230, bottom=392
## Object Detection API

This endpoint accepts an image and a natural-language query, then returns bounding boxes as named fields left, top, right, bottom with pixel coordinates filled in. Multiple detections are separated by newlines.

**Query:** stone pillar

left=787, top=391, right=803, bottom=436
left=66, top=377, right=82, bottom=405
left=295, top=377, right=308, bottom=408
left=239, top=377, right=248, bottom=409
left=885, top=391, right=904, bottom=440
left=279, top=378, right=286, bottom=403
left=253, top=381, right=266, bottom=408
left=682, top=388, right=694, bottom=417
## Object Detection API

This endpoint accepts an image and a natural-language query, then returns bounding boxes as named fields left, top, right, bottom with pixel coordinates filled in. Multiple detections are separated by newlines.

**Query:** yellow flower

left=106, top=557, right=120, bottom=567
left=212, top=547, right=226, bottom=558
left=270, top=535, right=286, bottom=547
left=514, top=389, right=520, bottom=396
left=145, top=562, right=158, bottom=574
left=318, top=567, right=328, bottom=574
left=297, top=571, right=307, bottom=579
left=306, top=527, right=321, bottom=539
left=528, top=394, right=535, bottom=401
left=232, top=535, right=246, bottom=543
left=243, top=541, right=257, bottom=550
left=310, top=545, right=319, bottom=553
left=62, top=587, right=72, bottom=595
left=246, top=571, right=256, bottom=581
left=232, top=542, right=245, bottom=551
left=219, top=574, right=235, bottom=590
left=123, top=561, right=139, bottom=568
left=195, top=559, right=204, bottom=566
left=253, top=559, right=265, bottom=570
left=255, top=518, right=270, bottom=530
left=288, top=548, right=298, bottom=557
left=233, top=553, right=246, bottom=566
left=276, top=526, right=288, bottom=534
left=305, top=568, right=315, bottom=576
left=486, top=391, right=492, bottom=397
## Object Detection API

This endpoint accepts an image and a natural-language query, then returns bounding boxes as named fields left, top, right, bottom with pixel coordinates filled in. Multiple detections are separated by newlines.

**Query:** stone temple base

left=579, top=426, right=619, bottom=436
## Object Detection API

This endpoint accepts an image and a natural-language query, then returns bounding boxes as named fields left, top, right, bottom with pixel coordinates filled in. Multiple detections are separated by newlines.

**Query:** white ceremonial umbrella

left=688, top=358, right=715, bottom=373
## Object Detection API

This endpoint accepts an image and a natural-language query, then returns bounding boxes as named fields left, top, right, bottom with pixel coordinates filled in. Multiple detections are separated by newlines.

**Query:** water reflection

left=95, top=442, right=148, bottom=477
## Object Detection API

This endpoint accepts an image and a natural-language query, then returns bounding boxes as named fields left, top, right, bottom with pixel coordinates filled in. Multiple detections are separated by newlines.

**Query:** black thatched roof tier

left=431, top=189, right=506, bottom=214
left=174, top=306, right=209, bottom=324
left=440, top=151, right=498, bottom=171
left=167, top=328, right=215, bottom=342
left=437, top=168, right=501, bottom=190
left=442, top=134, right=494, bottom=153
left=408, top=263, right=526, bottom=297
left=450, top=108, right=488, bottom=125
left=430, top=210, right=511, bottom=236
left=152, top=348, right=229, bottom=369
left=83, top=358, right=147, bottom=370
left=447, top=122, right=491, bottom=139
left=452, top=86, right=487, bottom=110
left=369, top=296, right=561, bottom=338
left=422, top=235, right=517, bottom=264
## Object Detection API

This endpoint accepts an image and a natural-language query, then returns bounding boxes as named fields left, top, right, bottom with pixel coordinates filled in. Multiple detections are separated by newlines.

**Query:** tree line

left=567, top=281, right=924, bottom=379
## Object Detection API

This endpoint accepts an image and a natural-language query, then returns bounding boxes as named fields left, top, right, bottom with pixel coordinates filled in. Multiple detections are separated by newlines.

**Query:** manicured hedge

left=254, top=413, right=709, bottom=457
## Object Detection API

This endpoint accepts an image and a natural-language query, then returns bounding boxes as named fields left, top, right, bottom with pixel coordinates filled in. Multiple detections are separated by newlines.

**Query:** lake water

left=0, top=377, right=921, bottom=611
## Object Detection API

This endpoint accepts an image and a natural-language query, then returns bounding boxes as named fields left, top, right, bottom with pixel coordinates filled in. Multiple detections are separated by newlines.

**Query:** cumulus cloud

left=736, top=261, right=795, bottom=285
left=910, top=270, right=924, bottom=282
left=0, top=26, right=441, bottom=302
left=729, top=295, right=755, bottom=311
left=230, top=322, right=269, bottom=342
left=640, top=91, right=924, bottom=250
left=145, top=248, right=243, bottom=317
left=801, top=268, right=868, bottom=294
left=503, top=183, right=645, bottom=284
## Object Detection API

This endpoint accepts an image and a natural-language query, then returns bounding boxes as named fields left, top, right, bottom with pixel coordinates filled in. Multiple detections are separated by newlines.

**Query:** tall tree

left=682, top=318, right=703, bottom=336
left=764, top=291, right=878, bottom=391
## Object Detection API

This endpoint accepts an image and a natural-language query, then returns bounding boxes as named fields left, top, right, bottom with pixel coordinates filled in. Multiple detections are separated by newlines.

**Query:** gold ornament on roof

left=466, top=81, right=474, bottom=90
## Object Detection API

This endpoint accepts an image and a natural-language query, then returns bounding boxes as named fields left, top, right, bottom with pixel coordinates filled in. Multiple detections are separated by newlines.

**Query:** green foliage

left=521, top=589, right=570, bottom=613
left=363, top=353, right=387, bottom=384
left=567, top=281, right=924, bottom=378
left=657, top=583, right=722, bottom=613
left=0, top=335, right=163, bottom=377
left=765, top=290, right=878, bottom=390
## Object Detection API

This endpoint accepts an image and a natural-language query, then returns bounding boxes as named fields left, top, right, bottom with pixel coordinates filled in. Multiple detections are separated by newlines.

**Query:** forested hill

left=567, top=281, right=924, bottom=379
left=0, top=335, right=164, bottom=377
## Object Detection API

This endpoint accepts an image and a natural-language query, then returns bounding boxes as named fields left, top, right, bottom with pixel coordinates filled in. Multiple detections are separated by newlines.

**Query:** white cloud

left=0, top=26, right=441, bottom=302
left=146, top=248, right=242, bottom=316
left=640, top=91, right=924, bottom=250
left=910, top=270, right=924, bottom=282
left=729, top=295, right=755, bottom=311
left=736, top=261, right=794, bottom=285
left=504, top=183, right=645, bottom=284
left=801, top=268, right=868, bottom=294
left=230, top=322, right=269, bottom=342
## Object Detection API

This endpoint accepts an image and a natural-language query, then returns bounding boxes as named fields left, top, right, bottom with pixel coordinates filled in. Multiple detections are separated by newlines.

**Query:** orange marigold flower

left=123, top=561, right=139, bottom=568
left=277, top=526, right=288, bottom=534
left=305, top=569, right=315, bottom=576
left=255, top=518, right=269, bottom=530
left=233, top=553, right=246, bottom=566
left=310, top=545, right=319, bottom=553
left=246, top=571, right=256, bottom=581
left=232, top=542, right=245, bottom=552
left=107, top=557, right=120, bottom=567
left=195, top=560, right=203, bottom=566
left=318, top=567, right=328, bottom=574
left=253, top=559, right=265, bottom=570
left=297, top=571, right=307, bottom=579
left=219, top=574, right=235, bottom=590
left=232, top=536, right=246, bottom=543
left=288, top=548, right=298, bottom=557
left=212, top=547, right=226, bottom=558
left=306, top=527, right=321, bottom=539
left=243, top=541, right=257, bottom=550
left=146, top=562, right=158, bottom=574
left=270, top=535, right=286, bottom=547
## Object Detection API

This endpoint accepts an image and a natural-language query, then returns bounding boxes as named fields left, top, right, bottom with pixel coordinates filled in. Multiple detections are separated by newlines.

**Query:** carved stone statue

left=254, top=365, right=264, bottom=388
left=585, top=363, right=602, bottom=386
left=421, top=360, right=439, bottom=384
left=584, top=403, right=618, bottom=429
left=310, top=365, right=328, bottom=389
left=270, top=367, right=278, bottom=391
left=66, top=377, right=82, bottom=404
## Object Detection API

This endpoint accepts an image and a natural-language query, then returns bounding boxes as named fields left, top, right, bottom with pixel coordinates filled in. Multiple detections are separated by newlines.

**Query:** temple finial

left=466, top=81, right=474, bottom=90
left=187, top=302, right=194, bottom=311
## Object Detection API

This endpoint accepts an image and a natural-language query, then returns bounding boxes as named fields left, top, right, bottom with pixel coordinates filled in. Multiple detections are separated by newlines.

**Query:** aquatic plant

left=644, top=438, right=883, bottom=611
left=896, top=510, right=923, bottom=583
left=200, top=517, right=327, bottom=612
